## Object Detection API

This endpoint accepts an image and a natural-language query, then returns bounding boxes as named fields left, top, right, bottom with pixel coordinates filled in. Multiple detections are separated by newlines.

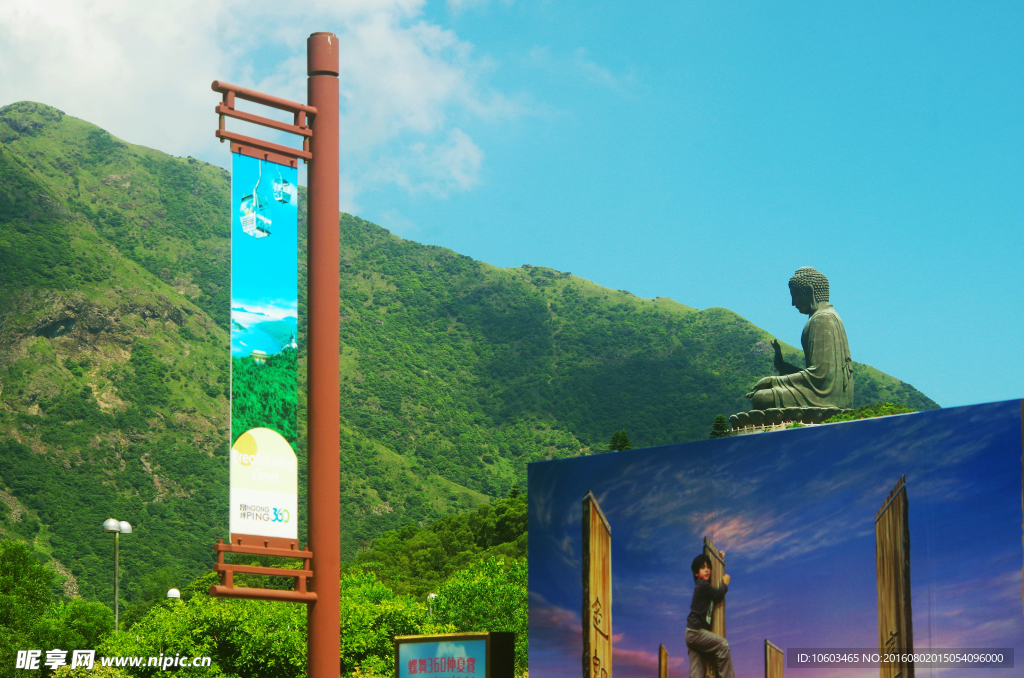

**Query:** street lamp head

left=167, top=588, right=181, bottom=599
left=102, top=518, right=121, bottom=533
left=118, top=521, right=132, bottom=535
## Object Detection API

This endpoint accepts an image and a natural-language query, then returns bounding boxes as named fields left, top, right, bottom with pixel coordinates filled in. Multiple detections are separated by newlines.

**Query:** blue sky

left=1, top=2, right=1021, bottom=408
left=528, top=399, right=1023, bottom=678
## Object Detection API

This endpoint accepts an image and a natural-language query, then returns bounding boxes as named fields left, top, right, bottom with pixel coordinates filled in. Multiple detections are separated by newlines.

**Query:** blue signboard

left=397, top=638, right=487, bottom=678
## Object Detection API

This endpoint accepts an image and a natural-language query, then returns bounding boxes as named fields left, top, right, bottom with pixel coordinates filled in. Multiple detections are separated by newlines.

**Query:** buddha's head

left=788, top=267, right=829, bottom=315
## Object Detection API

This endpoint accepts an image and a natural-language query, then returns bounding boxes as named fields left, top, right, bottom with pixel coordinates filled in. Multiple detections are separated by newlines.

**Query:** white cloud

left=446, top=0, right=514, bottom=15
left=572, top=48, right=633, bottom=92
left=0, top=1, right=226, bottom=160
left=447, top=0, right=486, bottom=13
left=0, top=0, right=515, bottom=208
left=366, top=128, right=483, bottom=197
left=378, top=208, right=418, bottom=236
left=527, top=44, right=635, bottom=95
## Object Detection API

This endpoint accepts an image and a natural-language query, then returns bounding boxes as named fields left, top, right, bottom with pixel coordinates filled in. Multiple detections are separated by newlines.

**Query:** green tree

left=0, top=540, right=54, bottom=677
left=608, top=429, right=632, bottom=451
left=34, top=598, right=115, bottom=657
left=432, top=558, right=528, bottom=676
left=99, top=577, right=306, bottom=678
left=347, top=494, right=527, bottom=598
left=119, top=566, right=180, bottom=631
left=0, top=539, right=114, bottom=678
left=708, top=414, right=731, bottom=438
left=97, top=570, right=446, bottom=678
left=55, top=665, right=128, bottom=678
left=824, top=402, right=916, bottom=423
left=337, top=572, right=449, bottom=677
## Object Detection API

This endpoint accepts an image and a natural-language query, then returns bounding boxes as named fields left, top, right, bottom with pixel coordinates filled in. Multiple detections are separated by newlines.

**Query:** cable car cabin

left=240, top=160, right=275, bottom=238
left=274, top=174, right=297, bottom=204
left=239, top=191, right=272, bottom=238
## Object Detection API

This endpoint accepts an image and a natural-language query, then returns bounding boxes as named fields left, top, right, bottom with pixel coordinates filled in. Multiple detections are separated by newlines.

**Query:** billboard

left=229, top=152, right=299, bottom=539
left=395, top=633, right=516, bottom=678
left=528, top=400, right=1023, bottom=678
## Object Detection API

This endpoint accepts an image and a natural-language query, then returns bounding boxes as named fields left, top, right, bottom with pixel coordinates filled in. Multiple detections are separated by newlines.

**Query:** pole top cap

left=308, top=32, right=339, bottom=77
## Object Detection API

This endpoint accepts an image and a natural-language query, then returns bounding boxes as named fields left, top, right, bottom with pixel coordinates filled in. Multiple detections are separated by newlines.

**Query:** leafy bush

left=346, top=494, right=526, bottom=598
left=0, top=540, right=114, bottom=678
left=824, top=402, right=916, bottom=423
left=432, top=558, right=528, bottom=676
left=99, top=570, right=446, bottom=678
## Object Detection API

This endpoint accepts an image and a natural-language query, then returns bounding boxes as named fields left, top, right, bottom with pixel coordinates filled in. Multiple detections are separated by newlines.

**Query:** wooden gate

left=875, top=476, right=914, bottom=678
left=583, top=492, right=613, bottom=678
left=764, top=640, right=783, bottom=678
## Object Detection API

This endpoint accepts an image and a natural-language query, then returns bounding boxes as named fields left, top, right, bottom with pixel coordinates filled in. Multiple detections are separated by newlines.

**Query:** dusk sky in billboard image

left=528, top=400, right=1023, bottom=678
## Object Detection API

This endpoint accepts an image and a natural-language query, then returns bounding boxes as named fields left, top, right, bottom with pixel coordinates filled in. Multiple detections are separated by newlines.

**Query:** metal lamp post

left=102, top=518, right=132, bottom=631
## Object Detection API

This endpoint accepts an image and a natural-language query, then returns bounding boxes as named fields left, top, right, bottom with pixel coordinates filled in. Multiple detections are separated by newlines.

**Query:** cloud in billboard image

left=528, top=400, right=1023, bottom=678
left=231, top=302, right=298, bottom=358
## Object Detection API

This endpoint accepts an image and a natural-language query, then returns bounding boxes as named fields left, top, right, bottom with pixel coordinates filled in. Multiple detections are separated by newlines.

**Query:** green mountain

left=0, top=101, right=937, bottom=609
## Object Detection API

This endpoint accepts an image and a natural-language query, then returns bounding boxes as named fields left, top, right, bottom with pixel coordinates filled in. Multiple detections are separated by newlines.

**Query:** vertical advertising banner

left=229, top=152, right=299, bottom=539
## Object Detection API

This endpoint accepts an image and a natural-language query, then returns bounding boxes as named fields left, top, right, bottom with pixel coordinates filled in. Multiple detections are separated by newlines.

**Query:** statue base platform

left=728, top=407, right=852, bottom=436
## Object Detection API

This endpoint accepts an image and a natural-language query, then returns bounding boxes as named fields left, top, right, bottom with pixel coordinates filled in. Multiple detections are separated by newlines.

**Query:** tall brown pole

left=306, top=31, right=340, bottom=678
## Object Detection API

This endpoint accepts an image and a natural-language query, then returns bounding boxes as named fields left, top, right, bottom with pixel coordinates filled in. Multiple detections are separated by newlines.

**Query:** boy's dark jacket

left=686, top=579, right=728, bottom=630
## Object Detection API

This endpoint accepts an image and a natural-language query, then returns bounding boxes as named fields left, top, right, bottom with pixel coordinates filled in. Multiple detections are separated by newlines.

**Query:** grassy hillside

left=0, top=100, right=938, bottom=609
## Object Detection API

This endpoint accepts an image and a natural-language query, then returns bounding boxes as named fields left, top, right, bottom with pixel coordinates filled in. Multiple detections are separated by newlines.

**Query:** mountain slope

left=0, top=101, right=937, bottom=603
left=323, top=213, right=935, bottom=527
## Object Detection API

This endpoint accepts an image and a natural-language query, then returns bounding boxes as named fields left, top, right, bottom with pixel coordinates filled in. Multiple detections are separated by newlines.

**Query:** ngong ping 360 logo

left=237, top=503, right=291, bottom=523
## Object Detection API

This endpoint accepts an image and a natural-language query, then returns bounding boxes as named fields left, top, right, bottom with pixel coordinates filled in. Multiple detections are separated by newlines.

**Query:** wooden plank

left=213, top=562, right=312, bottom=578
left=215, top=103, right=312, bottom=137
left=875, top=476, right=914, bottom=678
left=658, top=644, right=668, bottom=678
left=703, top=539, right=726, bottom=638
left=764, top=640, right=783, bottom=678
left=214, top=129, right=313, bottom=161
left=208, top=585, right=316, bottom=603
left=583, top=492, right=613, bottom=678
left=219, top=534, right=311, bottom=556
left=703, top=538, right=726, bottom=678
